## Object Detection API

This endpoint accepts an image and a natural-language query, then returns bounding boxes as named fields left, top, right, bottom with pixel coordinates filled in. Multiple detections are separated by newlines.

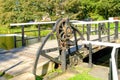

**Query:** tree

left=96, top=0, right=120, bottom=19
left=0, top=0, right=120, bottom=25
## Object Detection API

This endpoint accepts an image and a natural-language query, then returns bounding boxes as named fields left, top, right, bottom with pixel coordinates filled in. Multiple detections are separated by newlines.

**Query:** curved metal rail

left=33, top=18, right=62, bottom=77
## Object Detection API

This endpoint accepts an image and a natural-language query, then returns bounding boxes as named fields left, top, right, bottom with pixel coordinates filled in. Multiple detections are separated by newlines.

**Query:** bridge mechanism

left=33, top=18, right=87, bottom=78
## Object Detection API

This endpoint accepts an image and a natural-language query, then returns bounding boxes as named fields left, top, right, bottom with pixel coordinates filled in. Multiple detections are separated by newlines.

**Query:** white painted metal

left=0, top=34, right=27, bottom=37
left=10, top=20, right=79, bottom=26
left=72, top=20, right=120, bottom=25
left=111, top=47, right=118, bottom=80
left=10, top=21, right=56, bottom=26
left=81, top=40, right=120, bottom=48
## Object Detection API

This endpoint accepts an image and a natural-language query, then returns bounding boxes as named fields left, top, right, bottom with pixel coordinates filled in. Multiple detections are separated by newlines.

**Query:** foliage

left=0, top=0, right=120, bottom=25
left=95, top=0, right=120, bottom=19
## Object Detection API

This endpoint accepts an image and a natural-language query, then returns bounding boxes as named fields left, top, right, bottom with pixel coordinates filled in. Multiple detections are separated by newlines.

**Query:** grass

left=68, top=73, right=101, bottom=80
left=68, top=65, right=102, bottom=80
left=0, top=71, right=14, bottom=79
left=36, top=75, right=43, bottom=80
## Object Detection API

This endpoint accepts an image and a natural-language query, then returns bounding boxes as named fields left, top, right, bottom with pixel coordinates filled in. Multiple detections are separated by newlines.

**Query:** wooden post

left=73, top=29, right=78, bottom=51
left=114, top=22, right=118, bottom=39
left=14, top=36, right=17, bottom=48
left=82, top=24, right=85, bottom=34
left=38, top=24, right=41, bottom=41
left=87, top=24, right=91, bottom=40
left=61, top=49, right=67, bottom=72
left=98, top=23, right=102, bottom=42
left=51, top=23, right=55, bottom=39
left=107, top=22, right=110, bottom=42
left=89, top=43, right=93, bottom=68
left=22, top=25, right=26, bottom=46
left=95, top=24, right=97, bottom=35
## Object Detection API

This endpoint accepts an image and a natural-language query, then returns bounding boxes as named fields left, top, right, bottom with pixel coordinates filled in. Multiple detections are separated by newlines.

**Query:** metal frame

left=33, top=18, right=85, bottom=79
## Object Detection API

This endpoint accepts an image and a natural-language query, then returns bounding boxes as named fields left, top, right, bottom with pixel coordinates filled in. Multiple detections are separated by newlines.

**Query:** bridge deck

left=0, top=40, right=59, bottom=76
left=0, top=34, right=120, bottom=79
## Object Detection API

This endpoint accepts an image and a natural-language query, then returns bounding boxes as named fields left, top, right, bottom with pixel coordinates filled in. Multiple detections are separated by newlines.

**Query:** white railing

left=72, top=20, right=120, bottom=25
left=10, top=20, right=79, bottom=26
left=81, top=40, right=119, bottom=80
left=111, top=47, right=118, bottom=80
left=0, top=34, right=27, bottom=37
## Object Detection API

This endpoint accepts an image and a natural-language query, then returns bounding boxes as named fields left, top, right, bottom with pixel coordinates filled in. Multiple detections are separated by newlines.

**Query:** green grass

left=68, top=73, right=101, bottom=80
left=36, top=75, right=43, bottom=80
left=68, top=66, right=102, bottom=80
left=0, top=71, right=14, bottom=79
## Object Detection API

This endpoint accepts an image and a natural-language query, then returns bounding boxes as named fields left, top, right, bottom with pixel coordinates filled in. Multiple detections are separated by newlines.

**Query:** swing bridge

left=0, top=18, right=120, bottom=80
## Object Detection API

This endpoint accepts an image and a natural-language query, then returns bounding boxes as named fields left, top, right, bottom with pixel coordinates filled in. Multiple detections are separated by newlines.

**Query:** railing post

left=114, top=21, right=118, bottom=39
left=98, top=23, right=102, bottom=42
left=51, top=23, right=55, bottom=39
left=14, top=36, right=17, bottom=48
left=95, top=24, right=97, bottom=35
left=87, top=24, right=91, bottom=40
left=61, top=49, right=67, bottom=72
left=22, top=25, right=26, bottom=46
left=73, top=27, right=78, bottom=51
left=107, top=22, right=110, bottom=42
left=38, top=24, right=41, bottom=41
left=82, top=24, right=85, bottom=34
left=115, top=48, right=118, bottom=69
left=111, top=47, right=118, bottom=80
left=109, top=58, right=112, bottom=80
left=89, top=43, right=93, bottom=68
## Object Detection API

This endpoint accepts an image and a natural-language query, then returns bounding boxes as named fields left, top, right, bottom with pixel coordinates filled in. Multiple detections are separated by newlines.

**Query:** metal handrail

left=111, top=47, right=118, bottom=80
left=0, top=34, right=27, bottom=37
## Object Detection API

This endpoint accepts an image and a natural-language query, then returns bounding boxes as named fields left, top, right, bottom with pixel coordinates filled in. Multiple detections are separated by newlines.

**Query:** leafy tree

left=0, top=0, right=120, bottom=25
left=96, top=0, right=120, bottom=19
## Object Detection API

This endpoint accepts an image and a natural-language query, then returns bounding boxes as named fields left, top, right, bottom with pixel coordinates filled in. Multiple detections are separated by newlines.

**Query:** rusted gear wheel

left=69, top=54, right=79, bottom=66
left=56, top=18, right=73, bottom=49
